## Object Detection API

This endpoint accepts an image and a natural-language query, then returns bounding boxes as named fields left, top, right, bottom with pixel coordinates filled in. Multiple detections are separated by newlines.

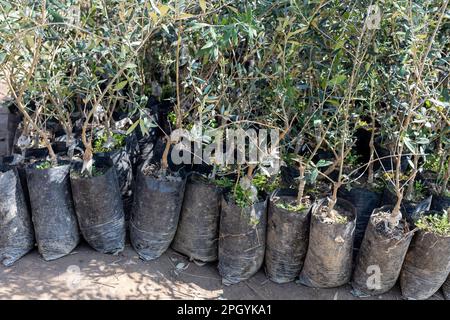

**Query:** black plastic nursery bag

left=26, top=164, right=80, bottom=261
left=0, top=167, right=34, bottom=266
left=70, top=158, right=125, bottom=254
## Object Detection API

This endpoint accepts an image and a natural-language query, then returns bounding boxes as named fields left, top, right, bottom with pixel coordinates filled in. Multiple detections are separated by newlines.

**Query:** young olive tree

left=0, top=2, right=59, bottom=164
left=297, top=1, right=376, bottom=216
left=59, top=1, right=164, bottom=175
left=375, top=0, right=449, bottom=227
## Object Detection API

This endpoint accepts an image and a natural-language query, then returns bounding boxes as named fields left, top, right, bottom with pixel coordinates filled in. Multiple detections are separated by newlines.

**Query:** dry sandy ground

left=0, top=242, right=445, bottom=300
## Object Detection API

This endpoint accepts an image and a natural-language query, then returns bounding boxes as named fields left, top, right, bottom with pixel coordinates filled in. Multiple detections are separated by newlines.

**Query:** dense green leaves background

left=0, top=1, right=448, bottom=201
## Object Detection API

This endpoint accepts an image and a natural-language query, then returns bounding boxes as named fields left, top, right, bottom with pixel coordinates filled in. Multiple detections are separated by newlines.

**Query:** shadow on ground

left=0, top=241, right=445, bottom=300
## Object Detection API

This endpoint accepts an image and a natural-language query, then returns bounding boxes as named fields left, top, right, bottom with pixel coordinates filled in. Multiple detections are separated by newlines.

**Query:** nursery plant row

left=0, top=0, right=449, bottom=301
left=0, top=137, right=449, bottom=300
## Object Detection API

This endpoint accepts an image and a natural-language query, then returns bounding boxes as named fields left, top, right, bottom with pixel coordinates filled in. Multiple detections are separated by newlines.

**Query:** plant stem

left=161, top=137, right=171, bottom=171
left=441, top=155, right=450, bottom=196
left=246, top=164, right=255, bottom=180
left=389, top=191, right=403, bottom=228
left=234, top=164, right=241, bottom=196
left=174, top=5, right=183, bottom=130
left=406, top=153, right=419, bottom=200
left=296, top=156, right=306, bottom=204
left=327, top=182, right=340, bottom=220
left=368, top=113, right=376, bottom=185
left=437, top=145, right=446, bottom=178
left=391, top=148, right=405, bottom=220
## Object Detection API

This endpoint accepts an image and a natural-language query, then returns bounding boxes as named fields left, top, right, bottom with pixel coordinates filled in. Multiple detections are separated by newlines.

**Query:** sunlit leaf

left=316, top=159, right=333, bottom=168
left=126, top=119, right=140, bottom=135
left=201, top=41, right=214, bottom=50
left=114, top=81, right=128, bottom=91
left=199, top=0, right=207, bottom=13
left=178, top=13, right=195, bottom=20
left=158, top=4, right=170, bottom=16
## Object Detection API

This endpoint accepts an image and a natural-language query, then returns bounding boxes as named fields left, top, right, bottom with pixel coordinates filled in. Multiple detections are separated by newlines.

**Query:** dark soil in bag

left=298, top=198, right=356, bottom=288
left=0, top=167, right=35, bottom=266
left=171, top=174, right=221, bottom=262
left=130, top=169, right=186, bottom=261
left=400, top=227, right=450, bottom=300
left=265, top=189, right=312, bottom=283
left=70, top=158, right=125, bottom=255
left=443, top=275, right=450, bottom=300
left=218, top=196, right=267, bottom=285
left=352, top=206, right=414, bottom=296
left=430, top=194, right=450, bottom=212
left=381, top=188, right=432, bottom=224
left=338, top=186, right=382, bottom=252
left=26, top=163, right=80, bottom=261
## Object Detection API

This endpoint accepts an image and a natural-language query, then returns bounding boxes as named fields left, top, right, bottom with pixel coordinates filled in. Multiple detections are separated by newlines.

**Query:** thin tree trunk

left=296, top=157, right=306, bottom=204
left=391, top=149, right=404, bottom=220
left=161, top=138, right=171, bottom=171
left=441, top=155, right=450, bottom=196
left=247, top=164, right=255, bottom=179
left=4, top=2, right=57, bottom=165
left=6, top=84, right=58, bottom=165
left=406, top=154, right=419, bottom=200
left=327, top=182, right=340, bottom=219
left=389, top=191, right=403, bottom=228
left=367, top=116, right=376, bottom=184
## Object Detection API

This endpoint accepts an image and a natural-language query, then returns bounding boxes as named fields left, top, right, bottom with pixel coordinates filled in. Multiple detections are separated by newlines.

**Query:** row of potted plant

left=0, top=0, right=448, bottom=300
left=1, top=127, right=449, bottom=300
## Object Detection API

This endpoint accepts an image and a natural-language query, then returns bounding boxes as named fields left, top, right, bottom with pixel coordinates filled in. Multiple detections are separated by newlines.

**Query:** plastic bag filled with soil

left=130, top=168, right=186, bottom=261
left=338, top=187, right=381, bottom=251
left=443, top=275, right=450, bottom=300
left=171, top=174, right=221, bottom=262
left=218, top=196, right=267, bottom=285
left=298, top=198, right=356, bottom=288
left=382, top=188, right=432, bottom=224
left=400, top=224, right=450, bottom=300
left=70, top=158, right=125, bottom=255
left=265, top=189, right=312, bottom=283
left=352, top=206, right=414, bottom=296
left=0, top=167, right=35, bottom=266
left=26, top=163, right=80, bottom=261
left=2, top=149, right=52, bottom=210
